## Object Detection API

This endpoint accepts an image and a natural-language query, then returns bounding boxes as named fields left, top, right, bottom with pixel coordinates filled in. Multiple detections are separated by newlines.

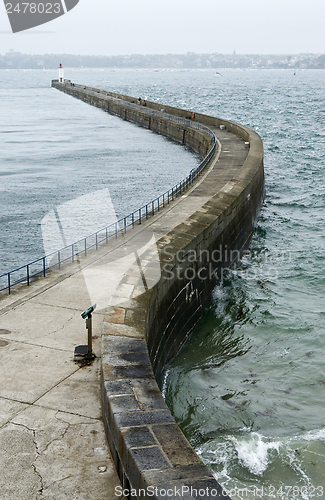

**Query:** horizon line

left=1, top=50, right=324, bottom=57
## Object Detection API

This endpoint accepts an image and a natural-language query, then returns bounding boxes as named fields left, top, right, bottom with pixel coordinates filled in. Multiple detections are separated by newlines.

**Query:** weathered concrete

left=0, top=272, right=123, bottom=499
left=98, top=127, right=262, bottom=500
left=51, top=82, right=263, bottom=499
left=1, top=82, right=264, bottom=500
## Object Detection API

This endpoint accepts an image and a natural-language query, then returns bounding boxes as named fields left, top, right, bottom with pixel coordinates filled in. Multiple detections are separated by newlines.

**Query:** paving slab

left=0, top=267, right=123, bottom=499
left=0, top=398, right=29, bottom=427
left=0, top=340, right=75, bottom=403
left=36, top=358, right=103, bottom=418
left=0, top=406, right=117, bottom=500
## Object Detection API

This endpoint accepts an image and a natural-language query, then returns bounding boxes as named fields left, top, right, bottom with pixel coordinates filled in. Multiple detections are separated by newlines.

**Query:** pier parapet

left=52, top=80, right=264, bottom=500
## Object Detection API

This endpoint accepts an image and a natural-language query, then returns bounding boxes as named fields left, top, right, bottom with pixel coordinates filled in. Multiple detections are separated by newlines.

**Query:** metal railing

left=60, top=81, right=216, bottom=140
left=1, top=88, right=216, bottom=295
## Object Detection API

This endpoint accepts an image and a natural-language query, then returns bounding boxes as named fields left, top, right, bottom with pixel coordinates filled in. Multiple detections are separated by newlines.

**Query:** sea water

left=0, top=69, right=200, bottom=279
left=1, top=68, right=325, bottom=497
left=158, top=69, right=325, bottom=498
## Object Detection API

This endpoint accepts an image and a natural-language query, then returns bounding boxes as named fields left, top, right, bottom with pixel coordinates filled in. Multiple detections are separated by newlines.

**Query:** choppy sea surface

left=1, top=68, right=325, bottom=497
left=0, top=69, right=200, bottom=278
left=159, top=69, right=325, bottom=498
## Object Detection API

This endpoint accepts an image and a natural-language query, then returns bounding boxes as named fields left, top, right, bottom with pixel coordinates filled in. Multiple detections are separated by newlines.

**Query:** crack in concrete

left=42, top=474, right=74, bottom=493
left=39, top=412, right=70, bottom=454
left=32, top=429, right=44, bottom=497
left=10, top=417, right=81, bottom=495
left=42, top=311, right=75, bottom=338
left=11, top=422, right=44, bottom=496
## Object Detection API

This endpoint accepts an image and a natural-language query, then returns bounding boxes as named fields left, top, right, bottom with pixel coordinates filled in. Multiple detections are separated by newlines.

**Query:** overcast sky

left=0, top=0, right=324, bottom=56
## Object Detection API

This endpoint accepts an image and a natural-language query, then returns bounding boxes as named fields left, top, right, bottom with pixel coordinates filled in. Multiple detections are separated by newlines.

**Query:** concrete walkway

left=0, top=125, right=248, bottom=499
left=0, top=267, right=123, bottom=499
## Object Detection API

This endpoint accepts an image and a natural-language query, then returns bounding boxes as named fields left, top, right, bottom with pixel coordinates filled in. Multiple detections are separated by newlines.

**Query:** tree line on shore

left=1, top=51, right=324, bottom=70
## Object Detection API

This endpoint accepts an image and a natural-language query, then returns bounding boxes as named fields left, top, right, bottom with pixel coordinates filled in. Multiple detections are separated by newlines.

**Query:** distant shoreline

left=1, top=51, right=324, bottom=70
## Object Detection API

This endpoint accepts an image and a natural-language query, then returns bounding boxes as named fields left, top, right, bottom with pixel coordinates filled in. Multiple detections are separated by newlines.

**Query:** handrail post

left=139, top=208, right=141, bottom=224
left=72, top=244, right=74, bottom=263
left=152, top=201, right=154, bottom=215
left=115, top=222, right=118, bottom=238
left=27, top=265, right=30, bottom=286
left=124, top=217, right=126, bottom=233
left=132, top=212, right=134, bottom=228
left=43, top=257, right=46, bottom=277
left=8, top=273, right=10, bottom=295
left=146, top=205, right=148, bottom=220
left=58, top=250, right=61, bottom=270
left=96, top=233, right=98, bottom=250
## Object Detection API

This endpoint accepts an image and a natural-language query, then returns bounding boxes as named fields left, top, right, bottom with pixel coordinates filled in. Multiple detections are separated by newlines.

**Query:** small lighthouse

left=59, top=63, right=64, bottom=83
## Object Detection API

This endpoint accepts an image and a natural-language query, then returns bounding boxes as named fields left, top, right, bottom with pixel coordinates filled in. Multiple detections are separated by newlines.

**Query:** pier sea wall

left=53, top=81, right=212, bottom=157
left=52, top=81, right=264, bottom=500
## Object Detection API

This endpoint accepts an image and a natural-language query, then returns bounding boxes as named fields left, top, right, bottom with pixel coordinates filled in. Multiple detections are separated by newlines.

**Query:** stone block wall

left=52, top=80, right=264, bottom=500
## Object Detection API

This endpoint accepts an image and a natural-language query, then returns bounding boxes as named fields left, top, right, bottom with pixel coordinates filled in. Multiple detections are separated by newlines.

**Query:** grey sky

left=0, top=0, right=324, bottom=55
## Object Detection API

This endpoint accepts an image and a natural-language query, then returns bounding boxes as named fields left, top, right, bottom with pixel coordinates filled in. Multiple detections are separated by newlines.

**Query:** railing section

left=0, top=88, right=216, bottom=294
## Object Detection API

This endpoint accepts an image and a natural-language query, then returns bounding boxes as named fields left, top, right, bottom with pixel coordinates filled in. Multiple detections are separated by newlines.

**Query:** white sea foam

left=199, top=427, right=325, bottom=497
left=160, top=368, right=170, bottom=399
left=301, top=427, right=325, bottom=442
left=231, top=432, right=280, bottom=475
left=212, top=284, right=228, bottom=316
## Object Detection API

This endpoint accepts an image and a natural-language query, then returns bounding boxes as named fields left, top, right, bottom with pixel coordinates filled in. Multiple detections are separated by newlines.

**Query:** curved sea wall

left=53, top=80, right=264, bottom=499
left=53, top=81, right=213, bottom=157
